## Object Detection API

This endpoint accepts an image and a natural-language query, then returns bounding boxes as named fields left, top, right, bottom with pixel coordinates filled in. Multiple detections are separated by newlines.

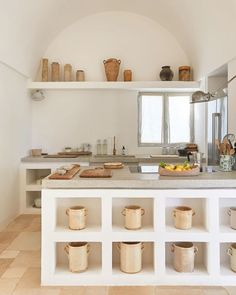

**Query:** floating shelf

left=28, top=81, right=200, bottom=92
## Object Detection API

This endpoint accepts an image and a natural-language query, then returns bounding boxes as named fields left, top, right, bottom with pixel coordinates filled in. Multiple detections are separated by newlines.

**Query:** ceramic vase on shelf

left=219, top=155, right=235, bottom=172
left=103, top=58, right=121, bottom=81
left=159, top=66, right=174, bottom=81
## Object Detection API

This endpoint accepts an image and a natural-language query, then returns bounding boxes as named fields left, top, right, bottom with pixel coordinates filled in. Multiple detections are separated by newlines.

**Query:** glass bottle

left=96, top=140, right=102, bottom=155
left=102, top=139, right=108, bottom=155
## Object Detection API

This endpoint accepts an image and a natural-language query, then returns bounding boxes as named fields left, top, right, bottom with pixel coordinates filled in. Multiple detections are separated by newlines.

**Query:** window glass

left=140, top=95, right=163, bottom=143
left=168, top=95, right=191, bottom=143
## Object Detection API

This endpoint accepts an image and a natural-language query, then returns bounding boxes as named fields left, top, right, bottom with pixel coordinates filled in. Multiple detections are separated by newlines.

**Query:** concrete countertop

left=42, top=166, right=236, bottom=190
left=21, top=155, right=187, bottom=164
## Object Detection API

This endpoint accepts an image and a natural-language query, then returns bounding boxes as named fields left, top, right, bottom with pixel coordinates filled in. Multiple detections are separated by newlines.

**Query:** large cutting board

left=80, top=168, right=112, bottom=178
left=58, top=151, right=92, bottom=156
left=44, top=154, right=79, bottom=158
left=49, top=165, right=81, bottom=179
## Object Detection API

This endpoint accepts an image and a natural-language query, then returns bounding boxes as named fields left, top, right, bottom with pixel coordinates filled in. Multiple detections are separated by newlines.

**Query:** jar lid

left=179, top=66, right=191, bottom=71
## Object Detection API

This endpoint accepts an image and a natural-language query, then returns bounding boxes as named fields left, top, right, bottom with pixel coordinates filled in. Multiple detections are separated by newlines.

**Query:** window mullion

left=163, top=94, right=169, bottom=145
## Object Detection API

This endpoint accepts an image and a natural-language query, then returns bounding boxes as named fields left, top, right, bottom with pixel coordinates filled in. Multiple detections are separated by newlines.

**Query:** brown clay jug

left=103, top=58, right=121, bottom=81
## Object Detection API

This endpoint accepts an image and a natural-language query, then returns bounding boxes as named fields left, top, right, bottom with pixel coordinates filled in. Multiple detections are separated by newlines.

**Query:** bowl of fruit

left=159, top=161, right=200, bottom=176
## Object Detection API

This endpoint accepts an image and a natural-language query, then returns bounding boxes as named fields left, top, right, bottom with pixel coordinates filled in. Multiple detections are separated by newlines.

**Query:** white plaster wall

left=0, top=62, right=31, bottom=228
left=31, top=12, right=189, bottom=154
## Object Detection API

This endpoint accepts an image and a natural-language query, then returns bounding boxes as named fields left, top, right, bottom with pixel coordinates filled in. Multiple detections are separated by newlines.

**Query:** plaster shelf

left=28, top=81, right=200, bottom=92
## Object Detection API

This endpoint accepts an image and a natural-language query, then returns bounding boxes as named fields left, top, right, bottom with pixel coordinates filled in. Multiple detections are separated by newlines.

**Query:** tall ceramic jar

left=103, top=58, right=121, bottom=81
left=159, top=66, right=174, bottom=81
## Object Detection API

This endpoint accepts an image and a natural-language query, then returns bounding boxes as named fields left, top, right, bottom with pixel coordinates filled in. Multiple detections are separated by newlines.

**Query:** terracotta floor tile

left=15, top=267, right=40, bottom=289
left=0, top=232, right=19, bottom=244
left=202, top=287, right=229, bottom=295
left=10, top=251, right=41, bottom=268
left=109, top=286, right=155, bottom=295
left=60, top=286, right=108, bottom=295
left=7, top=232, right=41, bottom=251
left=0, top=250, right=19, bottom=259
left=0, top=258, right=14, bottom=276
left=1, top=267, right=27, bottom=278
left=0, top=278, right=19, bottom=293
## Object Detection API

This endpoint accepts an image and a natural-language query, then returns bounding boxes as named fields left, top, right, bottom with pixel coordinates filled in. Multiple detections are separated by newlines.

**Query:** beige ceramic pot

left=66, top=206, right=87, bottom=230
left=227, top=207, right=236, bottom=230
left=117, top=242, right=144, bottom=274
left=227, top=243, right=236, bottom=272
left=171, top=242, right=198, bottom=272
left=172, top=206, right=195, bottom=230
left=121, top=205, right=145, bottom=230
left=64, top=242, right=90, bottom=272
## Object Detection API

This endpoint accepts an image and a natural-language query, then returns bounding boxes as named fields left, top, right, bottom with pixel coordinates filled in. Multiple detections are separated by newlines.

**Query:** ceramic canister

left=219, top=155, right=235, bottom=172
left=64, top=242, right=90, bottom=272
left=172, top=206, right=195, bottom=230
left=121, top=205, right=145, bottom=230
left=227, top=243, right=236, bottom=272
left=171, top=242, right=198, bottom=272
left=228, top=207, right=236, bottom=230
left=117, top=242, right=144, bottom=273
left=66, top=206, right=87, bottom=230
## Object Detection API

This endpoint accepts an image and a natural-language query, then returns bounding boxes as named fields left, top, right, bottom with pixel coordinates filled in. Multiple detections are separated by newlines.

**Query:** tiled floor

left=0, top=214, right=233, bottom=295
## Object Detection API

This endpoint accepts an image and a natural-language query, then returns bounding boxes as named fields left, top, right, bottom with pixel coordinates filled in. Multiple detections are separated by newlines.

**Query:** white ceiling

left=1, top=0, right=236, bottom=79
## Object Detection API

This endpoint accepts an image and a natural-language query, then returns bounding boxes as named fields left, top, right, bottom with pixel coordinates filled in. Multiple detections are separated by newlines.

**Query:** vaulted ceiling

left=1, top=0, right=236, bottom=79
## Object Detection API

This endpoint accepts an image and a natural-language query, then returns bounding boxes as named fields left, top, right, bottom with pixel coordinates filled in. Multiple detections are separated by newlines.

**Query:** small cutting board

left=104, top=162, right=124, bottom=169
left=44, top=154, right=79, bottom=158
left=49, top=165, right=81, bottom=179
left=80, top=168, right=112, bottom=178
left=58, top=151, right=92, bottom=156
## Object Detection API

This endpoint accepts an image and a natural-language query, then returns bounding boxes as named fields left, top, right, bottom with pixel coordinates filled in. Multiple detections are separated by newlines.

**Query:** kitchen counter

left=22, top=154, right=186, bottom=164
left=42, top=166, right=236, bottom=189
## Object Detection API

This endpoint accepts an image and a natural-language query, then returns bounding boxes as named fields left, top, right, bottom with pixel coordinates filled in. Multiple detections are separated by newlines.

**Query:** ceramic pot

left=121, top=205, right=145, bottom=230
left=219, top=155, right=235, bottom=171
left=159, top=66, right=174, bottom=81
left=103, top=58, right=121, bottom=81
left=117, top=242, right=144, bottom=273
left=227, top=243, right=236, bottom=272
left=172, top=206, right=195, bottom=230
left=66, top=206, right=87, bottom=230
left=228, top=207, right=236, bottom=230
left=64, top=242, right=90, bottom=272
left=171, top=242, right=198, bottom=272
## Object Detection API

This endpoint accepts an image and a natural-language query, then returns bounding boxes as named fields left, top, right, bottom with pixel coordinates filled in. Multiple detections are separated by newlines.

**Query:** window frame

left=138, top=92, right=195, bottom=147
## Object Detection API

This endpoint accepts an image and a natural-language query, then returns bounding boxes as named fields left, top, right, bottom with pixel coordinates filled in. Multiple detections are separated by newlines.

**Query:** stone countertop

left=21, top=155, right=187, bottom=164
left=42, top=166, right=236, bottom=190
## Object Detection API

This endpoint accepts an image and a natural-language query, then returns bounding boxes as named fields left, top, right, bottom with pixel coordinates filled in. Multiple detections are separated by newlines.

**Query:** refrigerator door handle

left=212, top=113, right=221, bottom=163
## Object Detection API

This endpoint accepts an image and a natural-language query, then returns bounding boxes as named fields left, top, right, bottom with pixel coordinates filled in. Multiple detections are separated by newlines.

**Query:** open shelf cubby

left=56, top=242, right=102, bottom=276
left=56, top=198, right=101, bottom=232
left=26, top=191, right=41, bottom=210
left=26, top=168, right=51, bottom=186
left=165, top=242, right=209, bottom=276
left=165, top=197, right=208, bottom=233
left=220, top=242, right=236, bottom=276
left=112, top=198, right=154, bottom=232
left=112, top=242, right=155, bottom=275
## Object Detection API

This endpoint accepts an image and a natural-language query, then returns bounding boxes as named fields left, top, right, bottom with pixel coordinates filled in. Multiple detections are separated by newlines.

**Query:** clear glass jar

left=102, top=139, right=108, bottom=155
left=96, top=140, right=102, bottom=155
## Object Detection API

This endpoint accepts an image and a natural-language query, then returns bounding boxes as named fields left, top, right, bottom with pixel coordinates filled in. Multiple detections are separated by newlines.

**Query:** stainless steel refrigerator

left=207, top=96, right=228, bottom=165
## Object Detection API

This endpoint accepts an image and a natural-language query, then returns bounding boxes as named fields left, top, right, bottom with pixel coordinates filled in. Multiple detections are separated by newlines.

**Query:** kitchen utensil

left=104, top=162, right=124, bottom=169
left=159, top=166, right=200, bottom=177
left=223, top=134, right=235, bottom=149
left=171, top=242, right=198, bottom=272
left=64, top=242, right=90, bottom=272
left=103, top=58, right=121, bottom=81
left=227, top=207, right=236, bottom=230
left=117, top=242, right=144, bottom=273
left=172, top=206, right=195, bottom=230
left=79, top=167, right=112, bottom=178
left=227, top=243, right=236, bottom=272
left=66, top=206, right=87, bottom=230
left=49, top=165, right=80, bottom=179
left=121, top=205, right=145, bottom=230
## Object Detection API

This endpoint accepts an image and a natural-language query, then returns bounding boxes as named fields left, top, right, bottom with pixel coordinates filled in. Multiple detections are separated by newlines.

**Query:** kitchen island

left=41, top=166, right=236, bottom=286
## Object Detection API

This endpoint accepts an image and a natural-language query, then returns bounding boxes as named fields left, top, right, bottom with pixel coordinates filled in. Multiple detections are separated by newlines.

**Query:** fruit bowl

left=158, top=163, right=200, bottom=177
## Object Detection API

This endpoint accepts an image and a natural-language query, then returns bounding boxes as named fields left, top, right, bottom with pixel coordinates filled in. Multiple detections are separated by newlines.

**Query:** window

left=138, top=93, right=194, bottom=146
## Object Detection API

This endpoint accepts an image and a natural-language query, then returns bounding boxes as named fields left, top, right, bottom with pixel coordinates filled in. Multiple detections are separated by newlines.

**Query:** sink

left=129, top=165, right=217, bottom=174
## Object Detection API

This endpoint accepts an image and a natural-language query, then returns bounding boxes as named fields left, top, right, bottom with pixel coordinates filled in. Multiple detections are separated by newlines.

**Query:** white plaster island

left=41, top=166, right=236, bottom=286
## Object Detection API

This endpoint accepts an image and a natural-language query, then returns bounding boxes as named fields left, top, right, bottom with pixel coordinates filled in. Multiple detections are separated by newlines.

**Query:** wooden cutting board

left=44, top=154, right=79, bottom=158
left=49, top=165, right=81, bottom=179
left=104, top=162, right=124, bottom=169
left=58, top=151, right=92, bottom=156
left=80, top=168, right=112, bottom=178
